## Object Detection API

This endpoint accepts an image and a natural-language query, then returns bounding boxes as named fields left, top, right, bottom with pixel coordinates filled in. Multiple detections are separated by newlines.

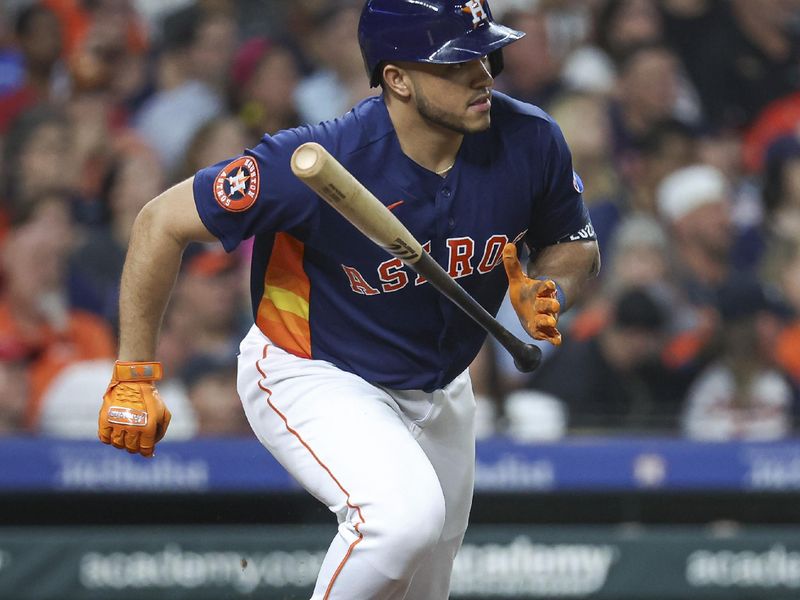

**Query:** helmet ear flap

left=488, top=49, right=504, bottom=78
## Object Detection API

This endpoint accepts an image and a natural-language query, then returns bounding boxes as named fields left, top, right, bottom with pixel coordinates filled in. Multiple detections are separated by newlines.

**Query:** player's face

left=406, top=57, right=494, bottom=134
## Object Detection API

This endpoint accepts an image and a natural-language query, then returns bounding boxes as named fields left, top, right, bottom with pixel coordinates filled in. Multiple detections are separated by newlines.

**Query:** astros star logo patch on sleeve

left=214, top=156, right=260, bottom=212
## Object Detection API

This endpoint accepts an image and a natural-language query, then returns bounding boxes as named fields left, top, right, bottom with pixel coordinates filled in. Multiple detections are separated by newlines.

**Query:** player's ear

left=382, top=63, right=411, bottom=98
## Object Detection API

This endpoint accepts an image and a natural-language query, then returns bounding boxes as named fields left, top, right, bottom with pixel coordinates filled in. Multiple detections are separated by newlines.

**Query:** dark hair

left=762, top=135, right=800, bottom=214
left=613, top=287, right=669, bottom=331
left=2, top=107, right=68, bottom=203
left=634, top=118, right=698, bottom=157
left=8, top=189, right=72, bottom=228
left=180, top=353, right=237, bottom=388
left=614, top=39, right=672, bottom=73
left=716, top=278, right=794, bottom=323
left=14, top=3, right=56, bottom=37
left=160, top=5, right=202, bottom=53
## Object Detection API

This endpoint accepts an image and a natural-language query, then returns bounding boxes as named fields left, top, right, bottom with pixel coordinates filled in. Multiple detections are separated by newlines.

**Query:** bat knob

left=513, top=343, right=542, bottom=373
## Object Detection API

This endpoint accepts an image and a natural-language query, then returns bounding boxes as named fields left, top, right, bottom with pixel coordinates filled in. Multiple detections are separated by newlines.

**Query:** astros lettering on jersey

left=194, top=92, right=594, bottom=392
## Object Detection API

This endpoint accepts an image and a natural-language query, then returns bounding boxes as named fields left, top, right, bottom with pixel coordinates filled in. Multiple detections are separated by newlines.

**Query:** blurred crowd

left=0, top=0, right=798, bottom=443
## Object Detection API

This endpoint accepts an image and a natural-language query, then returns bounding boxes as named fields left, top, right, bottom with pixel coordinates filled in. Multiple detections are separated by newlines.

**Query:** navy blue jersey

left=193, top=92, right=593, bottom=391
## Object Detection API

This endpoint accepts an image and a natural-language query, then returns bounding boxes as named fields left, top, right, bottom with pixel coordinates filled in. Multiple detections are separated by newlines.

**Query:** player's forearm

left=527, top=240, right=600, bottom=311
left=117, top=201, right=186, bottom=361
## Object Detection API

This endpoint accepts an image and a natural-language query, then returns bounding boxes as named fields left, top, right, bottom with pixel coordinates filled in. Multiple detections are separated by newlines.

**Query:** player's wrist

left=113, top=360, right=163, bottom=382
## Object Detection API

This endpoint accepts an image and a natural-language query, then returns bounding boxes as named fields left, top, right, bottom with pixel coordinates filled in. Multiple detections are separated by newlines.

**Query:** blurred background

left=1, top=0, right=800, bottom=598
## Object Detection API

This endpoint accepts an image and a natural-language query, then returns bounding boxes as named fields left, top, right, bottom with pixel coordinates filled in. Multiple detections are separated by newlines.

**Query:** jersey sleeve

left=526, top=118, right=596, bottom=250
left=192, top=127, right=319, bottom=252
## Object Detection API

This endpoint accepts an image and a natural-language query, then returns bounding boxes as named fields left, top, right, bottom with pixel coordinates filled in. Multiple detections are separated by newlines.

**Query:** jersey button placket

left=440, top=187, right=457, bottom=231
left=433, top=181, right=456, bottom=369
left=437, top=177, right=469, bottom=375
left=435, top=183, right=456, bottom=238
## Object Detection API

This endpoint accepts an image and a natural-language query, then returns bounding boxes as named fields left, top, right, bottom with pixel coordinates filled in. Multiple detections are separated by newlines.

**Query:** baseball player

left=97, top=1, right=600, bottom=598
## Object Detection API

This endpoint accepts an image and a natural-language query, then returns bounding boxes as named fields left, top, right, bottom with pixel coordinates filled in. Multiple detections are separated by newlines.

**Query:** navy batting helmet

left=358, top=0, right=525, bottom=88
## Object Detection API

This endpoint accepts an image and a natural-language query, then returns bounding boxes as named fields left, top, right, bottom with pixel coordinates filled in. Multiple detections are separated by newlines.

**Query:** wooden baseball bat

left=290, top=141, right=542, bottom=373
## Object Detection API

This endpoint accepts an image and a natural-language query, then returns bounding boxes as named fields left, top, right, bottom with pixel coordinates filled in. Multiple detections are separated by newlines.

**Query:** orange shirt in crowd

left=776, top=322, right=800, bottom=384
left=42, top=0, right=148, bottom=59
left=568, top=300, right=716, bottom=371
left=0, top=301, right=115, bottom=430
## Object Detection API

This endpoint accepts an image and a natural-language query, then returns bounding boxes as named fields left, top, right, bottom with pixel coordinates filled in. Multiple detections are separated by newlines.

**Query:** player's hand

left=502, top=243, right=562, bottom=346
left=98, top=361, right=171, bottom=458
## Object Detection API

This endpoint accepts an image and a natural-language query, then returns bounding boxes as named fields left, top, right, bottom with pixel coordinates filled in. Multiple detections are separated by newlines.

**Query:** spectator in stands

left=527, top=286, right=678, bottom=432
left=2, top=107, right=75, bottom=217
left=595, top=0, right=663, bottom=65
left=43, top=0, right=147, bottom=64
left=654, top=165, right=741, bottom=372
left=609, top=42, right=696, bottom=170
left=0, top=4, right=63, bottom=133
left=158, top=3, right=236, bottom=96
left=657, top=164, right=737, bottom=305
left=496, top=9, right=563, bottom=108
left=181, top=353, right=250, bottom=436
left=662, top=158, right=764, bottom=283
left=295, top=3, right=374, bottom=124
left=569, top=215, right=674, bottom=341
left=0, top=193, right=115, bottom=431
left=561, top=0, right=665, bottom=97
left=177, top=115, right=251, bottom=182
left=762, top=134, right=800, bottom=245
left=593, top=118, right=697, bottom=247
left=658, top=2, right=726, bottom=124
left=682, top=278, right=796, bottom=441
left=70, top=141, right=166, bottom=324
left=629, top=119, right=697, bottom=214
left=156, top=244, right=247, bottom=380
left=58, top=0, right=147, bottom=99
left=228, top=38, right=301, bottom=140
left=669, top=0, right=800, bottom=130
left=64, top=92, right=119, bottom=220
left=134, top=8, right=232, bottom=173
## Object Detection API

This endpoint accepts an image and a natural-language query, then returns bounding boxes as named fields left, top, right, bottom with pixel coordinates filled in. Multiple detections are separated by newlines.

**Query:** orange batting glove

left=502, top=243, right=563, bottom=346
left=98, top=361, right=171, bottom=458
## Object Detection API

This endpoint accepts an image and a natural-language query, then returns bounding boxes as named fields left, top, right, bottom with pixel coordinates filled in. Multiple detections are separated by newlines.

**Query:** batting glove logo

left=106, top=406, right=149, bottom=427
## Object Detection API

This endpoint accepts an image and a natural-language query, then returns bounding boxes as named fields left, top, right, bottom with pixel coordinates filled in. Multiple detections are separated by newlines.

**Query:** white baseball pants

left=237, top=325, right=476, bottom=599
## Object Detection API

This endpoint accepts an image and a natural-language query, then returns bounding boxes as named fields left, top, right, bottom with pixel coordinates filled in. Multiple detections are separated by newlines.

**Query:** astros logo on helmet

left=463, top=0, right=488, bottom=26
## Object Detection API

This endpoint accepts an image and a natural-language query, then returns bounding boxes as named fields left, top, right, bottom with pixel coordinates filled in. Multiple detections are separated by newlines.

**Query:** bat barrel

left=292, top=143, right=327, bottom=177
